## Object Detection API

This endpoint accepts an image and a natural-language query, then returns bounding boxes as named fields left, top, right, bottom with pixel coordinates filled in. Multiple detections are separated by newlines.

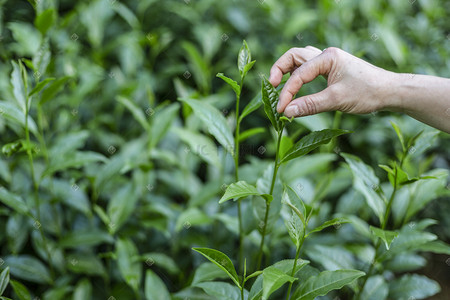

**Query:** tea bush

left=0, top=0, right=449, bottom=299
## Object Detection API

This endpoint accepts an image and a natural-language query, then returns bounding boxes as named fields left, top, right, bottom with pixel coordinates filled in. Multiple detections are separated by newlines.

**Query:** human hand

left=269, top=46, right=399, bottom=118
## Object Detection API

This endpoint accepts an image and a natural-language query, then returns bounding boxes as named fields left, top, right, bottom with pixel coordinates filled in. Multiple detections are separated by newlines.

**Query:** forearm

left=387, top=73, right=450, bottom=133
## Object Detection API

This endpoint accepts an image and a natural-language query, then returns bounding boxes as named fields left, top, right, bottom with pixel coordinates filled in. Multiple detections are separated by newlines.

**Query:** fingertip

left=269, top=68, right=281, bottom=87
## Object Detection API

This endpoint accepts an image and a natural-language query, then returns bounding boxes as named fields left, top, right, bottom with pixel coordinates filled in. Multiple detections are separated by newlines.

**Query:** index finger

left=269, top=47, right=322, bottom=87
left=276, top=49, right=334, bottom=112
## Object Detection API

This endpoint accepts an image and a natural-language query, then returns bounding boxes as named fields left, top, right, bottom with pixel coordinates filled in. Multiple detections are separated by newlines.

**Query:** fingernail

left=284, top=105, right=299, bottom=117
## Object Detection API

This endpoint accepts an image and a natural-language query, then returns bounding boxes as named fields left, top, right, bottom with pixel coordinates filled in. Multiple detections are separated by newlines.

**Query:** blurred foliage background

left=0, top=0, right=449, bottom=299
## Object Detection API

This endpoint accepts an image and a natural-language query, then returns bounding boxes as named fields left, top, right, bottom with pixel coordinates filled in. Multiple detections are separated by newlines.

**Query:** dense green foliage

left=0, top=0, right=449, bottom=299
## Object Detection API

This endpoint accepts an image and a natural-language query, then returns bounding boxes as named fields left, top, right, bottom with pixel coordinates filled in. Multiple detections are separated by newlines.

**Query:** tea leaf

left=360, top=275, right=388, bottom=300
left=28, top=77, right=55, bottom=97
left=145, top=270, right=170, bottom=300
left=388, top=274, right=440, bottom=300
left=4, top=255, right=52, bottom=284
left=292, top=269, right=365, bottom=300
left=192, top=262, right=229, bottom=285
left=117, top=95, right=149, bottom=131
left=239, top=94, right=262, bottom=123
left=107, top=183, right=139, bottom=234
left=415, top=240, right=450, bottom=255
left=59, top=229, right=113, bottom=248
left=180, top=98, right=234, bottom=155
left=35, top=9, right=55, bottom=35
left=261, top=77, right=282, bottom=131
left=262, top=266, right=297, bottom=299
left=0, top=101, right=38, bottom=135
left=390, top=121, right=405, bottom=152
left=307, top=217, right=349, bottom=237
left=9, top=280, right=30, bottom=300
left=195, top=282, right=242, bottom=300
left=116, top=238, right=142, bottom=293
left=238, top=127, right=265, bottom=142
left=217, top=73, right=240, bottom=97
left=370, top=226, right=399, bottom=250
left=192, top=247, right=240, bottom=288
left=0, top=267, right=9, bottom=296
left=219, top=181, right=264, bottom=204
left=342, top=153, right=386, bottom=224
left=0, top=187, right=29, bottom=215
left=150, top=103, right=180, bottom=148
left=73, top=279, right=92, bottom=300
left=10, top=61, right=27, bottom=113
left=238, top=40, right=254, bottom=79
left=281, top=129, right=350, bottom=163
left=39, top=76, right=70, bottom=105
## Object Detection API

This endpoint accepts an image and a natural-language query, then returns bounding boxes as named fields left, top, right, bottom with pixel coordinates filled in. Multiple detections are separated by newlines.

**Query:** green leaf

left=10, top=61, right=27, bottom=113
left=0, top=267, right=9, bottom=296
left=150, top=103, right=180, bottom=148
left=0, top=101, right=38, bottom=135
left=242, top=60, right=256, bottom=79
left=8, top=22, right=42, bottom=56
left=45, top=151, right=107, bottom=176
left=34, top=9, right=55, bottom=35
left=404, top=169, right=448, bottom=223
left=173, top=127, right=221, bottom=168
left=117, top=95, right=149, bottom=131
left=239, top=95, right=262, bottom=123
left=116, top=238, right=142, bottom=293
left=307, top=217, right=349, bottom=237
left=195, top=282, right=242, bottom=300
left=145, top=269, right=170, bottom=300
left=261, top=77, right=282, bottom=131
left=0, top=187, right=29, bottom=215
left=389, top=274, right=440, bottom=300
left=385, top=253, right=426, bottom=272
left=180, top=98, right=234, bottom=155
left=306, top=245, right=355, bottom=271
left=66, top=253, right=107, bottom=277
left=9, top=280, right=30, bottom=300
left=73, top=279, right=92, bottom=300
left=141, top=252, right=180, bottom=275
left=415, top=240, right=450, bottom=255
left=281, top=185, right=306, bottom=247
left=238, top=127, right=265, bottom=142
left=262, top=266, right=297, bottom=299
left=4, top=255, right=52, bottom=284
left=219, top=181, right=264, bottom=204
left=281, top=129, right=350, bottom=163
left=370, top=226, right=398, bottom=250
left=238, top=40, right=253, bottom=78
left=175, top=207, right=212, bottom=232
left=342, top=153, right=385, bottom=224
left=39, top=76, right=70, bottom=105
left=28, top=77, right=55, bottom=97
left=59, top=229, right=113, bottom=248
left=182, top=41, right=210, bottom=93
left=192, top=262, right=229, bottom=285
left=192, top=247, right=240, bottom=288
left=390, top=121, right=405, bottom=152
left=107, top=183, right=139, bottom=234
left=292, top=269, right=365, bottom=300
left=217, top=73, right=240, bottom=97
left=360, top=275, right=388, bottom=300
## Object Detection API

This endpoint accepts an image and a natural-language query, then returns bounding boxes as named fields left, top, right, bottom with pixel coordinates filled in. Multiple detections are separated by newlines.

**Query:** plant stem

left=235, top=79, right=244, bottom=271
left=286, top=238, right=304, bottom=300
left=256, top=128, right=283, bottom=270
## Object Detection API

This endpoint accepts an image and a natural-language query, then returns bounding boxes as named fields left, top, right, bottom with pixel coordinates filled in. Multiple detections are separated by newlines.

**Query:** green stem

left=286, top=238, right=304, bottom=300
left=235, top=79, right=244, bottom=271
left=256, top=128, right=283, bottom=270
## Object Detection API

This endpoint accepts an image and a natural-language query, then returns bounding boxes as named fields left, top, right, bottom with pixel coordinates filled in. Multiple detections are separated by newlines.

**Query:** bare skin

left=269, top=46, right=450, bottom=133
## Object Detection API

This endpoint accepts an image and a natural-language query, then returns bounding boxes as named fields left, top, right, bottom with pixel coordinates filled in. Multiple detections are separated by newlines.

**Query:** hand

left=269, top=46, right=398, bottom=118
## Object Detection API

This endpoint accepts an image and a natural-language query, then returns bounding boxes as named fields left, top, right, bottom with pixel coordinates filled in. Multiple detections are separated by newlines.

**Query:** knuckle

left=302, top=96, right=317, bottom=115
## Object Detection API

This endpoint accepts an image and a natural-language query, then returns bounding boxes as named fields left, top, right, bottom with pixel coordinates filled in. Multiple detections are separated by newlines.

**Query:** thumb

left=283, top=88, right=337, bottom=118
